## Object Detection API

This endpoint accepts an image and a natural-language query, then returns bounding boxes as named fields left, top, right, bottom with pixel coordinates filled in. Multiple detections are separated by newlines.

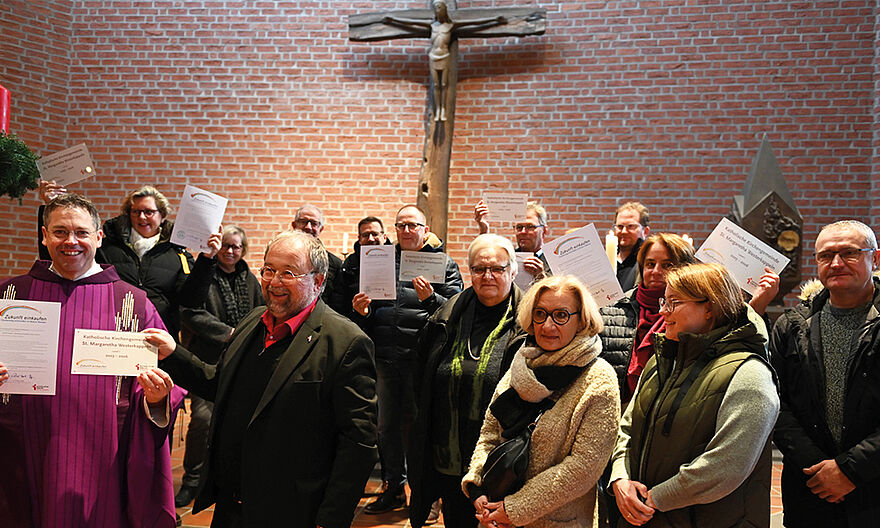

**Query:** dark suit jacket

left=163, top=300, right=378, bottom=528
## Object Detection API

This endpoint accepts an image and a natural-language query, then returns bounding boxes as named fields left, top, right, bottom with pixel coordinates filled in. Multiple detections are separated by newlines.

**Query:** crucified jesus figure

left=383, top=0, right=505, bottom=121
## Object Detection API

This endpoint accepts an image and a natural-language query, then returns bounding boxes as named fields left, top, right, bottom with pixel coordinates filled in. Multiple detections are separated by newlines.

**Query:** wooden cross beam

left=349, top=1, right=545, bottom=242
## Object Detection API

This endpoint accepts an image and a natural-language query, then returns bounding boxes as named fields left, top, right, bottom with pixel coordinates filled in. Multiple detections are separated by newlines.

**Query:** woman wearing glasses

left=609, top=263, right=779, bottom=528
left=409, top=234, right=527, bottom=528
left=174, top=225, right=264, bottom=507
left=39, top=182, right=214, bottom=338
left=462, top=275, right=620, bottom=528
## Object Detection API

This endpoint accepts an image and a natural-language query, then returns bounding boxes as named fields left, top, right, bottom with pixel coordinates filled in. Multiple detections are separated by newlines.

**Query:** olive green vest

left=627, top=325, right=772, bottom=528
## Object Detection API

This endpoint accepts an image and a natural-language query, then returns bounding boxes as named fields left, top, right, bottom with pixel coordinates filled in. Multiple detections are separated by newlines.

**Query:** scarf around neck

left=628, top=284, right=665, bottom=397
left=490, top=332, right=602, bottom=439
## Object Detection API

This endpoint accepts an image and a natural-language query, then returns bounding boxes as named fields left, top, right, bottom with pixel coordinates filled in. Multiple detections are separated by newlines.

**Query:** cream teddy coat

left=463, top=334, right=621, bottom=528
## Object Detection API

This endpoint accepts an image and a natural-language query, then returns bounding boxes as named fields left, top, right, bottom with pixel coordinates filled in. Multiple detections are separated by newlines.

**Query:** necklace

left=467, top=338, right=481, bottom=361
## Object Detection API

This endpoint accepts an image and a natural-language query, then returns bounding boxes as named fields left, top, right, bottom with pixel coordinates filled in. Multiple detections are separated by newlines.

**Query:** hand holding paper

left=137, top=367, right=175, bottom=405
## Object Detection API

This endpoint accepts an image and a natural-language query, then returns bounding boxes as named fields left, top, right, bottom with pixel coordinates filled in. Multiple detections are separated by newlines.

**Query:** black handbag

left=479, top=411, right=545, bottom=502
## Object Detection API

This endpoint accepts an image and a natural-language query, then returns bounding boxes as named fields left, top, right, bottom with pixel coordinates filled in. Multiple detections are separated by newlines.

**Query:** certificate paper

left=483, top=192, right=528, bottom=225
left=514, top=252, right=537, bottom=291
left=71, top=329, right=158, bottom=376
left=170, top=185, right=228, bottom=253
left=0, top=300, right=61, bottom=395
left=695, top=217, right=790, bottom=295
left=543, top=224, right=625, bottom=308
left=359, top=245, right=397, bottom=300
left=399, top=251, right=447, bottom=283
left=37, top=143, right=96, bottom=186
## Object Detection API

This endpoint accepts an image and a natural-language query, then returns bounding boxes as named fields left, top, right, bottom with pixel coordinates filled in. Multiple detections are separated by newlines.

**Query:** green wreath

left=0, top=132, right=40, bottom=203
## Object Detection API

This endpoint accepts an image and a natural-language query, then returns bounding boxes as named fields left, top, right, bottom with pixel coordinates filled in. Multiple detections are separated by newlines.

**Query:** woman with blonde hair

left=609, top=263, right=779, bottom=527
left=463, top=275, right=620, bottom=528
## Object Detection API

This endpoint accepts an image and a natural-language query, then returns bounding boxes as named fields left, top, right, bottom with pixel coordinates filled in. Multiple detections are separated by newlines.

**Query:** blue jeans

left=375, top=358, right=418, bottom=486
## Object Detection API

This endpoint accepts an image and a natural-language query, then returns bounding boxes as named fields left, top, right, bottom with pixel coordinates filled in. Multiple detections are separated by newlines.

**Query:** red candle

left=0, top=84, right=9, bottom=133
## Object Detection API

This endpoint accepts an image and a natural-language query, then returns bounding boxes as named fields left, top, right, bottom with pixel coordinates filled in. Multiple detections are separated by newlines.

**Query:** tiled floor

left=170, top=401, right=786, bottom=528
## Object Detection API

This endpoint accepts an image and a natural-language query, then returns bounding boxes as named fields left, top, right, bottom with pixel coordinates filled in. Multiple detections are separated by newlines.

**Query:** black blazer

left=164, top=300, right=378, bottom=528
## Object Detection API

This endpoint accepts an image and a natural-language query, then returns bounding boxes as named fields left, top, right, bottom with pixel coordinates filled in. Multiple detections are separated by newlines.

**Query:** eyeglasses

left=395, top=222, right=425, bottom=231
left=221, top=243, right=243, bottom=252
left=470, top=264, right=509, bottom=277
left=358, top=231, right=384, bottom=239
left=294, top=218, right=322, bottom=229
left=259, top=266, right=315, bottom=284
left=659, top=297, right=708, bottom=313
left=49, top=228, right=95, bottom=241
left=815, top=248, right=875, bottom=265
left=130, top=209, right=159, bottom=218
left=613, top=223, right=642, bottom=232
left=514, top=223, right=544, bottom=232
left=533, top=308, right=579, bottom=326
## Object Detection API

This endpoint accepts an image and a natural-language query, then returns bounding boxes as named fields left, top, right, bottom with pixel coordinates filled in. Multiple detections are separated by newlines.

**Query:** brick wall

left=0, top=0, right=72, bottom=271
left=1, top=0, right=876, bottom=295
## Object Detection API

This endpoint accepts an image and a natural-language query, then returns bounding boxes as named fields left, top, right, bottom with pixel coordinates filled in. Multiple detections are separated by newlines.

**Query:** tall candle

left=342, top=232, right=349, bottom=255
left=0, top=84, right=10, bottom=134
left=682, top=234, right=693, bottom=248
left=605, top=231, right=618, bottom=273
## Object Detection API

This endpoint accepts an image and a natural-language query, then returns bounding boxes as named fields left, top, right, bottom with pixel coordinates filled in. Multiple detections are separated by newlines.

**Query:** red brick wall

left=0, top=0, right=72, bottom=271
left=1, top=0, right=876, bottom=295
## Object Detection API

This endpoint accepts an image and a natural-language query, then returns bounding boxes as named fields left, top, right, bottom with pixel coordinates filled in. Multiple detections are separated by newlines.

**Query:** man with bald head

left=149, top=230, right=378, bottom=527
left=291, top=204, right=343, bottom=310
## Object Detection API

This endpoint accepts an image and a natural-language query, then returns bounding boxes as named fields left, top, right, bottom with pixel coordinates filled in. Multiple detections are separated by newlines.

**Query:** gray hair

left=526, top=202, right=548, bottom=226
left=223, top=225, right=249, bottom=257
left=468, top=233, right=517, bottom=279
left=818, top=220, right=878, bottom=250
left=294, top=204, right=324, bottom=226
left=264, top=230, right=329, bottom=277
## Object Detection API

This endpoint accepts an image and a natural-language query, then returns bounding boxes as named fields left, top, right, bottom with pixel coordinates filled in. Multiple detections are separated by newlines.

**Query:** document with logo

left=359, top=245, right=397, bottom=300
left=399, top=251, right=447, bottom=283
left=71, top=329, right=158, bottom=376
left=514, top=252, right=537, bottom=291
left=695, top=217, right=790, bottom=295
left=483, top=192, right=529, bottom=226
left=170, top=184, right=228, bottom=253
left=37, top=143, right=96, bottom=186
left=0, top=300, right=61, bottom=395
left=543, top=224, right=625, bottom=308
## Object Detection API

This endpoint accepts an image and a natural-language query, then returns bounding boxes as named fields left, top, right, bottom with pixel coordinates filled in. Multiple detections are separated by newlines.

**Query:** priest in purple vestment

left=0, top=193, right=186, bottom=528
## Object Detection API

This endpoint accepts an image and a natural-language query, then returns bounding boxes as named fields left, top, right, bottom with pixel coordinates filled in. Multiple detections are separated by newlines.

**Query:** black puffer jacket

left=99, top=215, right=199, bottom=337
left=770, top=278, right=880, bottom=528
left=599, top=287, right=639, bottom=400
left=356, top=242, right=463, bottom=361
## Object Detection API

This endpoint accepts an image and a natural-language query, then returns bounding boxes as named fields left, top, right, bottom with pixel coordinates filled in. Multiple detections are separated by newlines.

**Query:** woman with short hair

left=463, top=275, right=620, bottom=528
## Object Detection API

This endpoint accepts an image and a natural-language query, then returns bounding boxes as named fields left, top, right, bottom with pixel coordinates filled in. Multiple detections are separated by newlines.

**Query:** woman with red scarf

left=599, top=234, right=697, bottom=404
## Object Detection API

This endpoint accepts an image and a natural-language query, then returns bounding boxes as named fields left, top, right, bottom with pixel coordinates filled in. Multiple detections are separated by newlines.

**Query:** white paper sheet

left=0, top=300, right=61, bottom=395
left=169, top=185, right=228, bottom=253
left=37, top=143, right=96, bottom=186
left=399, top=251, right=447, bottom=283
left=359, top=245, right=397, bottom=300
left=695, top=217, right=790, bottom=295
left=71, top=329, right=158, bottom=376
left=483, top=192, right=529, bottom=226
left=514, top=252, right=537, bottom=291
left=543, top=224, right=625, bottom=308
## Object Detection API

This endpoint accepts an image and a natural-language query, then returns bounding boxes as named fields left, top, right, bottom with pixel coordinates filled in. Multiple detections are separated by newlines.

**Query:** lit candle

left=682, top=234, right=693, bottom=248
left=0, top=84, right=10, bottom=134
left=342, top=232, right=349, bottom=255
left=605, top=231, right=618, bottom=273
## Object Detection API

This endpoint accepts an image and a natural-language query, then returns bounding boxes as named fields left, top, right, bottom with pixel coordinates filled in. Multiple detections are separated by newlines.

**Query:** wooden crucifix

left=349, top=0, right=546, bottom=242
